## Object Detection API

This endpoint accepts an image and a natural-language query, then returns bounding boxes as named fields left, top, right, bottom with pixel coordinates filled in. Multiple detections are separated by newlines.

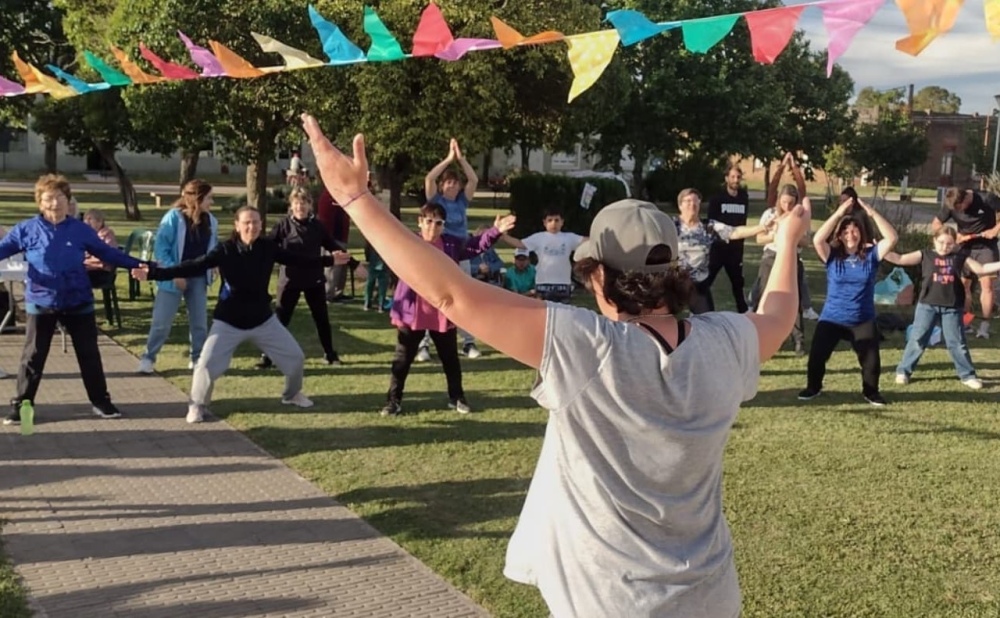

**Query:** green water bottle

left=19, top=400, right=34, bottom=436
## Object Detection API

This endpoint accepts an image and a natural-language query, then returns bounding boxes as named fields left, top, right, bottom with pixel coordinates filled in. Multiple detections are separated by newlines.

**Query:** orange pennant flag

left=110, top=46, right=164, bottom=84
left=489, top=17, right=564, bottom=49
left=209, top=41, right=266, bottom=78
left=894, top=0, right=963, bottom=55
left=12, top=52, right=77, bottom=98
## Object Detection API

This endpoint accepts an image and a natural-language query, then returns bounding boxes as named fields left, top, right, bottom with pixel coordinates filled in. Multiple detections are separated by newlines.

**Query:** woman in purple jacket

left=382, top=203, right=515, bottom=417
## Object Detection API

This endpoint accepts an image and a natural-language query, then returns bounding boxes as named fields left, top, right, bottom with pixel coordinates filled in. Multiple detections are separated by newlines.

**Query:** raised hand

left=775, top=199, right=811, bottom=248
left=447, top=138, right=458, bottom=162
left=452, top=138, right=464, bottom=161
left=494, top=213, right=517, bottom=234
left=332, top=250, right=352, bottom=265
left=301, top=114, right=369, bottom=208
left=131, top=264, right=150, bottom=281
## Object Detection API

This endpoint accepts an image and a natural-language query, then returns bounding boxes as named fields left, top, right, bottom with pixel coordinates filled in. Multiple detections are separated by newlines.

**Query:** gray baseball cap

left=573, top=199, right=679, bottom=273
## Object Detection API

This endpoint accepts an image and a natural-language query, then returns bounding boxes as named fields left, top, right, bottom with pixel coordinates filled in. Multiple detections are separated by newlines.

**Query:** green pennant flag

left=363, top=6, right=405, bottom=61
left=681, top=15, right=740, bottom=54
left=83, top=51, right=133, bottom=86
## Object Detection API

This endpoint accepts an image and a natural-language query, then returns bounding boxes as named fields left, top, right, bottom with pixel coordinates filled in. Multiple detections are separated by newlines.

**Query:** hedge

left=508, top=174, right=629, bottom=238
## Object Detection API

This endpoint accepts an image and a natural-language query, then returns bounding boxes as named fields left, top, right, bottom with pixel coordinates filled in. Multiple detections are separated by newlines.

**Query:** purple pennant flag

left=178, top=30, right=226, bottom=77
left=0, top=75, right=26, bottom=97
left=435, top=38, right=502, bottom=61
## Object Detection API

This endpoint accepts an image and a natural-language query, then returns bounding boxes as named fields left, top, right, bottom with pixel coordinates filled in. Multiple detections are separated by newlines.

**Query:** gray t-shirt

left=504, top=304, right=759, bottom=618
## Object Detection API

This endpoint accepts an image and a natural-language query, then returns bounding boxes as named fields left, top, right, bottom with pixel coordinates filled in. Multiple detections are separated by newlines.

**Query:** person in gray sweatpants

left=133, top=206, right=352, bottom=423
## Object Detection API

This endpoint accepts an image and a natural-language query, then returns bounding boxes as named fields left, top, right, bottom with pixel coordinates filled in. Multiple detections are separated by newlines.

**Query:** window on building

left=941, top=151, right=953, bottom=177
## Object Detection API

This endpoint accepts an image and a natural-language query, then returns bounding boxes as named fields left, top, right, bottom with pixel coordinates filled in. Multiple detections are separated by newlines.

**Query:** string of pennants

left=0, top=0, right=976, bottom=104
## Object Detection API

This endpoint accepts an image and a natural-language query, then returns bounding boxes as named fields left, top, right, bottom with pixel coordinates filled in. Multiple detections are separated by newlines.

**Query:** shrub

left=508, top=173, right=628, bottom=237
left=643, top=154, right=725, bottom=207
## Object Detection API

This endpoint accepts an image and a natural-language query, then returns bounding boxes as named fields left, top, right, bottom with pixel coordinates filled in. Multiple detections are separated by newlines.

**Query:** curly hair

left=573, top=245, right=693, bottom=315
left=34, top=174, right=72, bottom=205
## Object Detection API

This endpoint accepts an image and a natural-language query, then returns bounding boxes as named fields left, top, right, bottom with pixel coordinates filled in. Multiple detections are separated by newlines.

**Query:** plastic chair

left=125, top=229, right=155, bottom=300
left=92, top=269, right=122, bottom=329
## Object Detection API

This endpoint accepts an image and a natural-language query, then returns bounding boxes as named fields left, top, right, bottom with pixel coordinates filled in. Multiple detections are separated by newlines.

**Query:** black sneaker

left=448, top=398, right=472, bottom=414
left=380, top=401, right=402, bottom=417
left=798, top=388, right=821, bottom=401
left=325, top=351, right=342, bottom=366
left=864, top=392, right=888, bottom=407
left=92, top=400, right=122, bottom=419
left=4, top=400, right=21, bottom=426
left=255, top=355, right=273, bottom=370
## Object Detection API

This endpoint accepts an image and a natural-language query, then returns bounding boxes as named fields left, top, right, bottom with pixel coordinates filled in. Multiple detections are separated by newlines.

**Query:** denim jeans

left=896, top=303, right=976, bottom=380
left=141, top=277, right=209, bottom=363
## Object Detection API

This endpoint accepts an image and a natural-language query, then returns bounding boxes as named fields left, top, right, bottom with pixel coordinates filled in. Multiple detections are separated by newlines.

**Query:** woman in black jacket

left=257, top=187, right=362, bottom=368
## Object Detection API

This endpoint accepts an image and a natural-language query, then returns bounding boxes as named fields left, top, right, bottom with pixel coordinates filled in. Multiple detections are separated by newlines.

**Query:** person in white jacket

left=137, top=179, right=219, bottom=373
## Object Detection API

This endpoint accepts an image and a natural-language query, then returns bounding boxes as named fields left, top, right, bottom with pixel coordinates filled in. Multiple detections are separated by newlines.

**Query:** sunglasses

left=423, top=218, right=445, bottom=227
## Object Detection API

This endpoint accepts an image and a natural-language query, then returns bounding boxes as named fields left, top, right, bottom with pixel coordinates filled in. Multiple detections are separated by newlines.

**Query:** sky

left=793, top=0, right=999, bottom=115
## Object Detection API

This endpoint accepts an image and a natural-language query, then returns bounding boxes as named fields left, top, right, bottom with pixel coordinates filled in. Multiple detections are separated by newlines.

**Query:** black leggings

left=18, top=311, right=111, bottom=405
left=388, top=326, right=463, bottom=403
left=275, top=284, right=335, bottom=358
left=707, top=242, right=748, bottom=313
left=806, top=319, right=881, bottom=396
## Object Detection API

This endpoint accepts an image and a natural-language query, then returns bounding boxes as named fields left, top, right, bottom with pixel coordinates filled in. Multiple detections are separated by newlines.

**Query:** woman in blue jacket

left=1, top=175, right=148, bottom=425
left=137, top=180, right=219, bottom=374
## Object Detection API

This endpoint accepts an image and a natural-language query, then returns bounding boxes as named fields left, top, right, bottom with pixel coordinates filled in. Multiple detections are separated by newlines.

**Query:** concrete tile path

left=0, top=333, right=489, bottom=618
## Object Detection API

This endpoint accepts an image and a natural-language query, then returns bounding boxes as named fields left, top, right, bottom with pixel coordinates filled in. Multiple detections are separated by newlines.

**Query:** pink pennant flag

left=140, top=44, right=199, bottom=80
left=435, top=38, right=501, bottom=61
left=744, top=6, right=805, bottom=64
left=412, top=3, right=454, bottom=56
left=821, top=0, right=884, bottom=76
left=0, top=75, right=26, bottom=96
left=178, top=31, right=226, bottom=77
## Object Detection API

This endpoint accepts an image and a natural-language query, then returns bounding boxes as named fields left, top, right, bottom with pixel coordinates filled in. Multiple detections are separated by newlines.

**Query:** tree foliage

left=855, top=86, right=906, bottom=110
left=912, top=85, right=961, bottom=114
left=851, top=109, right=929, bottom=197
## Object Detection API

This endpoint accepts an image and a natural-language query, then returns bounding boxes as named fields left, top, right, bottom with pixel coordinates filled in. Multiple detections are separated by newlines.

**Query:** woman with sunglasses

left=931, top=187, right=1000, bottom=339
left=381, top=202, right=515, bottom=417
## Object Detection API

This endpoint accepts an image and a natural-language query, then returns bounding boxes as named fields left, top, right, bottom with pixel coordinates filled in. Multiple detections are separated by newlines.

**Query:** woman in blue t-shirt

left=886, top=227, right=1000, bottom=389
left=798, top=198, right=897, bottom=406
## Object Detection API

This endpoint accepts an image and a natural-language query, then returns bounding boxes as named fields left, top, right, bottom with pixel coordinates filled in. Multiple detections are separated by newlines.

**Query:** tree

left=822, top=142, right=858, bottom=205
left=912, top=85, right=961, bottom=114
left=855, top=86, right=906, bottom=111
left=851, top=109, right=929, bottom=199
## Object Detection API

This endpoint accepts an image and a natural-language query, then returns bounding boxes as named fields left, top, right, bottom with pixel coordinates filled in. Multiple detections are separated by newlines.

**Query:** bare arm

left=789, top=157, right=807, bottom=203
left=884, top=250, right=922, bottom=266
left=766, top=162, right=785, bottom=210
left=424, top=144, right=455, bottom=200
left=453, top=140, right=479, bottom=200
left=304, top=117, right=546, bottom=368
left=930, top=217, right=944, bottom=234
left=729, top=220, right=769, bottom=241
left=499, top=233, right=527, bottom=249
left=967, top=257, right=1000, bottom=277
left=857, top=200, right=898, bottom=259
left=747, top=201, right=811, bottom=361
left=813, top=199, right=852, bottom=263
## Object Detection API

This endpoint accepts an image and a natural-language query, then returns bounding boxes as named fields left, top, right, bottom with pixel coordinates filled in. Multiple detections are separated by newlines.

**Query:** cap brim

left=573, top=238, right=598, bottom=263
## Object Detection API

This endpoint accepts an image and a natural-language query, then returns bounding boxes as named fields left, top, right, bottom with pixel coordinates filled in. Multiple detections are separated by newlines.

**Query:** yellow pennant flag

left=12, top=52, right=77, bottom=98
left=895, top=0, right=964, bottom=55
left=251, top=32, right=325, bottom=71
left=985, top=0, right=1000, bottom=39
left=565, top=30, right=620, bottom=103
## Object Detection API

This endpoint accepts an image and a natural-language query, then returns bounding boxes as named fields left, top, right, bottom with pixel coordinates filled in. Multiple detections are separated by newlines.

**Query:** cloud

left=794, top=0, right=999, bottom=113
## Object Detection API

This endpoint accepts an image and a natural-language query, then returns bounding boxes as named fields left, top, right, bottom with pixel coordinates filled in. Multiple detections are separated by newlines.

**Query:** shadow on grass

left=245, top=418, right=544, bottom=458
left=336, top=477, right=530, bottom=541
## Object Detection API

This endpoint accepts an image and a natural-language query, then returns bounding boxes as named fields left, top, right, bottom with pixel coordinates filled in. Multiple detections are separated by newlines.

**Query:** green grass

left=2, top=194, right=1000, bottom=616
left=0, top=525, right=31, bottom=618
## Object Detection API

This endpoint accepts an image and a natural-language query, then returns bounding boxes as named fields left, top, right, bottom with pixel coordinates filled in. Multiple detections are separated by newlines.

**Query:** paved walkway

left=0, top=334, right=489, bottom=618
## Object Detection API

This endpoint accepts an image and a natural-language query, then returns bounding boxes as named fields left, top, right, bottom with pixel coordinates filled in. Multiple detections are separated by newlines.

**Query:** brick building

left=905, top=110, right=990, bottom=189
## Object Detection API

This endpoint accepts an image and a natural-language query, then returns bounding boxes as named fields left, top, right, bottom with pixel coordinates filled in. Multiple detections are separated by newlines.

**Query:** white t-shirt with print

left=759, top=208, right=804, bottom=254
left=522, top=231, right=584, bottom=286
left=504, top=304, right=760, bottom=618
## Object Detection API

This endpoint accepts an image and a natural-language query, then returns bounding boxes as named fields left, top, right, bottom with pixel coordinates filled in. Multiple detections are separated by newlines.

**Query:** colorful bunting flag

left=209, top=41, right=266, bottom=78
left=179, top=31, right=226, bottom=76
left=140, top=44, right=199, bottom=80
left=606, top=10, right=679, bottom=46
left=308, top=5, right=366, bottom=64
left=12, top=52, right=77, bottom=98
left=681, top=15, right=740, bottom=54
left=0, top=75, right=26, bottom=97
left=895, top=0, right=964, bottom=56
left=46, top=65, right=110, bottom=93
left=566, top=30, right=620, bottom=103
left=85, top=50, right=134, bottom=86
left=412, top=3, right=455, bottom=57
left=251, top=32, right=325, bottom=70
left=821, top=0, right=884, bottom=76
left=364, top=6, right=406, bottom=61
left=987, top=0, right=1000, bottom=39
left=744, top=6, right=805, bottom=64
left=490, top=17, right=565, bottom=48
left=110, top=46, right=164, bottom=84
left=436, top=38, right=502, bottom=61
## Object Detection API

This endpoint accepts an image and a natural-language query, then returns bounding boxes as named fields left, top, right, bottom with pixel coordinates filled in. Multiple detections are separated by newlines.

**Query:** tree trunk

left=763, top=162, right=771, bottom=201
left=44, top=138, right=58, bottom=173
left=246, top=153, right=271, bottom=229
left=179, top=149, right=200, bottom=190
left=630, top=148, right=647, bottom=199
left=98, top=142, right=139, bottom=221
left=519, top=141, right=531, bottom=172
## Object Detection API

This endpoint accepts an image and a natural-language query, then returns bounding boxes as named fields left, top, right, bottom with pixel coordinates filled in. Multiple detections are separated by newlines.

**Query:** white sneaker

left=186, top=404, right=204, bottom=424
left=962, top=377, right=984, bottom=390
left=463, top=343, right=482, bottom=359
left=895, top=373, right=909, bottom=385
left=138, top=358, right=155, bottom=374
left=281, top=392, right=314, bottom=408
left=802, top=307, right=820, bottom=321
left=976, top=322, right=991, bottom=339
left=188, top=360, right=195, bottom=370
left=415, top=347, right=431, bottom=362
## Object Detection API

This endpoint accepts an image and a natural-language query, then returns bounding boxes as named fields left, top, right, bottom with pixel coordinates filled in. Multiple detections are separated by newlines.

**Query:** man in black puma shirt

left=706, top=164, right=750, bottom=312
